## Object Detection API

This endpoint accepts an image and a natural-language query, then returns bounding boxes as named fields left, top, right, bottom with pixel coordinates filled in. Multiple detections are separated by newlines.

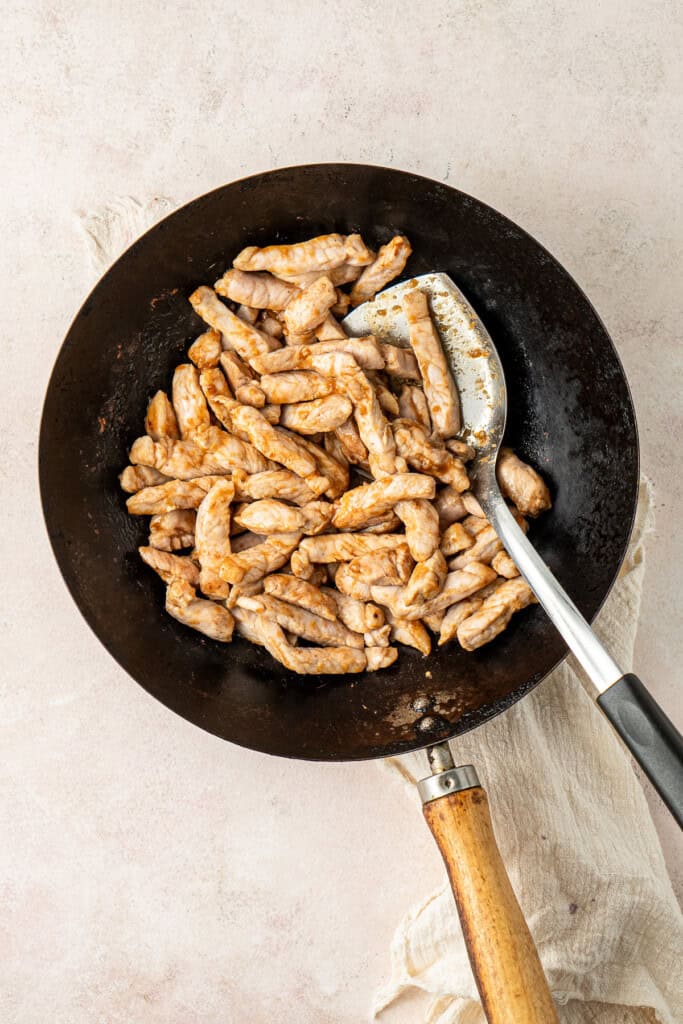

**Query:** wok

left=40, top=164, right=640, bottom=1023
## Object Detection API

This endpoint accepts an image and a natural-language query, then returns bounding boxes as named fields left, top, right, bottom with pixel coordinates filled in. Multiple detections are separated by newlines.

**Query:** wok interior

left=39, top=165, right=638, bottom=760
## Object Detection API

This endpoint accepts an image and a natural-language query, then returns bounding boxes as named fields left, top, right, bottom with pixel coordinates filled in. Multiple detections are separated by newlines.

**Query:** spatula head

left=343, top=272, right=507, bottom=464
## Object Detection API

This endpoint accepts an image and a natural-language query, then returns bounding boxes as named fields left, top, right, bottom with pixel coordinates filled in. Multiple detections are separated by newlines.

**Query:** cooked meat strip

left=119, top=464, right=169, bottom=493
left=283, top=276, right=337, bottom=335
left=448, top=525, right=503, bottom=570
left=148, top=509, right=196, bottom=551
left=385, top=609, right=432, bottom=655
left=365, top=647, right=399, bottom=670
left=195, top=478, right=235, bottom=599
left=233, top=499, right=332, bottom=536
left=380, top=344, right=420, bottom=380
left=350, top=236, right=412, bottom=306
left=361, top=511, right=402, bottom=534
left=402, top=289, right=461, bottom=438
left=145, top=390, right=180, bottom=441
left=172, top=364, right=211, bottom=439
left=491, top=551, right=520, bottom=579
left=277, top=428, right=349, bottom=499
left=126, top=476, right=224, bottom=515
left=236, top=593, right=363, bottom=649
left=223, top=403, right=318, bottom=478
left=280, top=394, right=353, bottom=435
left=321, top=587, right=385, bottom=633
left=298, top=533, right=407, bottom=565
left=457, top=579, right=537, bottom=651
left=290, top=260, right=367, bottom=287
left=398, top=385, right=431, bottom=430
left=166, top=579, right=234, bottom=642
left=259, top=370, right=334, bottom=405
left=496, top=448, right=552, bottom=517
left=372, top=561, right=497, bottom=621
left=139, top=546, right=199, bottom=586
left=333, top=417, right=369, bottom=465
left=229, top=531, right=266, bottom=553
left=219, top=351, right=266, bottom=408
left=263, top=574, right=337, bottom=621
left=462, top=491, right=485, bottom=517
left=251, top=337, right=384, bottom=374
left=434, top=485, right=468, bottom=529
left=258, top=313, right=284, bottom=339
left=214, top=268, right=298, bottom=310
left=438, top=596, right=485, bottom=646
left=440, top=521, right=474, bottom=557
left=130, top=432, right=269, bottom=479
left=311, top=351, right=404, bottom=478
left=402, top=549, right=448, bottom=607
left=335, top=546, right=413, bottom=601
left=446, top=439, right=476, bottom=462
left=395, top=498, right=440, bottom=562
left=367, top=373, right=400, bottom=417
left=364, top=624, right=392, bottom=647
left=231, top=467, right=327, bottom=505
left=233, top=234, right=372, bottom=277
left=189, top=286, right=278, bottom=361
left=332, top=473, right=435, bottom=530
left=219, top=532, right=302, bottom=585
left=232, top=608, right=369, bottom=674
left=236, top=304, right=259, bottom=324
left=392, top=418, right=469, bottom=490
left=188, top=329, right=223, bottom=370
left=315, top=313, right=347, bottom=341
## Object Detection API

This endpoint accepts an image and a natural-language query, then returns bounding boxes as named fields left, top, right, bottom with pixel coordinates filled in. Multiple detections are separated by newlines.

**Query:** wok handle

left=421, top=775, right=559, bottom=1024
left=598, top=674, right=683, bottom=827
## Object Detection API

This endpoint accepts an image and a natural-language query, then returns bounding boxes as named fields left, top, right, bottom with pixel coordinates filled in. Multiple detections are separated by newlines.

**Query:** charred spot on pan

left=415, top=712, right=451, bottom=739
left=410, top=694, right=435, bottom=714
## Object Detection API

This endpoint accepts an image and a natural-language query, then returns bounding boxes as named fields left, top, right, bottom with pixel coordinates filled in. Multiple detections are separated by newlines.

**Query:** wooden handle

left=423, top=785, right=558, bottom=1024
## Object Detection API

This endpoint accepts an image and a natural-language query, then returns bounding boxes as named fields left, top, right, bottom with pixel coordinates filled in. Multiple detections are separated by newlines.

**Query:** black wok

left=39, top=164, right=642, bottom=1022
left=39, top=163, right=639, bottom=759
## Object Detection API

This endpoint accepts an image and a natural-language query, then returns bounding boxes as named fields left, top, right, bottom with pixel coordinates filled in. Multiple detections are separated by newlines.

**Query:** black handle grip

left=598, top=674, right=683, bottom=828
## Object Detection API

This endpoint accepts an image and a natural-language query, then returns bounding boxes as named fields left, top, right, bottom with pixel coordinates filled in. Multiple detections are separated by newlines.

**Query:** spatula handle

left=598, top=674, right=683, bottom=827
left=422, top=774, right=559, bottom=1024
left=486, top=495, right=683, bottom=826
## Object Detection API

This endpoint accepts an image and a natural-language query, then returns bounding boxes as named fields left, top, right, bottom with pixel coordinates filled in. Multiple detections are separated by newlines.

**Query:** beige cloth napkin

left=374, top=479, right=683, bottom=1024
left=77, top=195, right=176, bottom=273
left=79, top=199, right=682, bottom=1024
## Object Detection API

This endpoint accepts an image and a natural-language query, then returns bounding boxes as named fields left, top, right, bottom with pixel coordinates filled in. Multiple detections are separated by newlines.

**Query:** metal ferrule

left=418, top=764, right=480, bottom=804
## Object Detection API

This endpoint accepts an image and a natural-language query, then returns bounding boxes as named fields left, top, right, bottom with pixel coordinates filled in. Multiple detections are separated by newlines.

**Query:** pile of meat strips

left=120, top=232, right=551, bottom=675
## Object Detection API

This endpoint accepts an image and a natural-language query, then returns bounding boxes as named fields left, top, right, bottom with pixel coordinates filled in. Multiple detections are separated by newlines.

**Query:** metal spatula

left=345, top=273, right=683, bottom=827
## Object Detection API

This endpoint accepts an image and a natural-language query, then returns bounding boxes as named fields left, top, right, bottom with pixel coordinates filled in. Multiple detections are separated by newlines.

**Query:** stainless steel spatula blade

left=343, top=272, right=506, bottom=458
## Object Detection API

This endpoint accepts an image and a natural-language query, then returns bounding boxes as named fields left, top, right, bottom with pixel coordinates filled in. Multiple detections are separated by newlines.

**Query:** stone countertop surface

left=1, top=2, right=681, bottom=1022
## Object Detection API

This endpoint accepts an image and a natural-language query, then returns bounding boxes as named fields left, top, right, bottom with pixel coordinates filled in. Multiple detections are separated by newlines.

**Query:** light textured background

left=1, top=2, right=681, bottom=1022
